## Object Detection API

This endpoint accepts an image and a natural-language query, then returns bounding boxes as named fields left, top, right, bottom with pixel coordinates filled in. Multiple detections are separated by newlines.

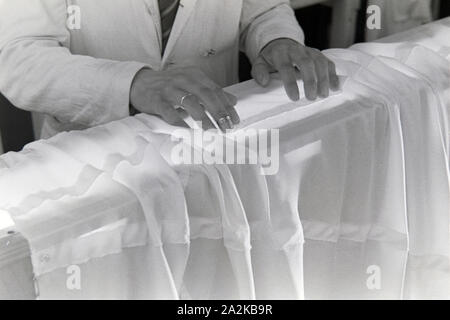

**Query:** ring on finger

left=180, top=93, right=194, bottom=107
left=218, top=115, right=233, bottom=129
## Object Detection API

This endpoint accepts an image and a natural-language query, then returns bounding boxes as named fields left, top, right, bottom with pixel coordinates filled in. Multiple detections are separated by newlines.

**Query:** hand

left=130, top=67, right=240, bottom=131
left=252, top=38, right=339, bottom=101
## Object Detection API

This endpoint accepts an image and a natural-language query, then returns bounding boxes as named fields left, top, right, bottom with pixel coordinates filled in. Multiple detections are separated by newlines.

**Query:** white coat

left=0, top=0, right=304, bottom=137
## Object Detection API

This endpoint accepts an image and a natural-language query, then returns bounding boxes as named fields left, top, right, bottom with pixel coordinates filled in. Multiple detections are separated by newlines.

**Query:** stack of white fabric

left=0, top=18, right=449, bottom=299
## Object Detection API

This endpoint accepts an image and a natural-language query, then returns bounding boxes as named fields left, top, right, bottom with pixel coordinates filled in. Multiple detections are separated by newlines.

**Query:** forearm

left=0, top=39, right=147, bottom=127
left=240, top=1, right=305, bottom=63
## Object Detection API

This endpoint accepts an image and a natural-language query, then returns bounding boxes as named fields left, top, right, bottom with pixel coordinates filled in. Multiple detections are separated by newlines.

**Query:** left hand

left=252, top=38, right=340, bottom=101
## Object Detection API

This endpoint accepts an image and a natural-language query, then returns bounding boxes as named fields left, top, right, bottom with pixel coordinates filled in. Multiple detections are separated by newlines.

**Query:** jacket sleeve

left=0, top=0, right=148, bottom=127
left=240, top=0, right=305, bottom=63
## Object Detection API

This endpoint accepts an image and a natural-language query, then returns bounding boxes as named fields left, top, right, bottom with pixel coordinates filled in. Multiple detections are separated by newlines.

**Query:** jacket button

left=202, top=49, right=216, bottom=57
left=39, top=254, right=51, bottom=263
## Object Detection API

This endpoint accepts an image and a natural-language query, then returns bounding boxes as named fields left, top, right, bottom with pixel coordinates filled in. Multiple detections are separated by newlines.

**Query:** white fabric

left=0, top=115, right=305, bottom=299
left=1, top=18, right=449, bottom=299
left=0, top=0, right=304, bottom=138
left=0, top=234, right=34, bottom=300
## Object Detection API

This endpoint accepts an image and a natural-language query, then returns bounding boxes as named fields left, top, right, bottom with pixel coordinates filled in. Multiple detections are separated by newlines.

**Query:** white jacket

left=0, top=0, right=304, bottom=138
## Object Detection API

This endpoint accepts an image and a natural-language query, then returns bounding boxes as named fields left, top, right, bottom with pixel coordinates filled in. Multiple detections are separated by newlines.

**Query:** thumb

left=251, top=56, right=272, bottom=87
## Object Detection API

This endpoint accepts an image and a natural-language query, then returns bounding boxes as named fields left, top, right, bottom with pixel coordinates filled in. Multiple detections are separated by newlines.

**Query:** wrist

left=130, top=67, right=152, bottom=111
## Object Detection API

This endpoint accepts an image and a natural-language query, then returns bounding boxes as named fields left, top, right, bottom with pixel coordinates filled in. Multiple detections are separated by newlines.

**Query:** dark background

left=1, top=1, right=450, bottom=153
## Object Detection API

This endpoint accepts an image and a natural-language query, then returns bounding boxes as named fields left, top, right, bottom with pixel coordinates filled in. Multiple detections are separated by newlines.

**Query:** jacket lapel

left=142, top=0, right=163, bottom=63
left=162, top=0, right=198, bottom=63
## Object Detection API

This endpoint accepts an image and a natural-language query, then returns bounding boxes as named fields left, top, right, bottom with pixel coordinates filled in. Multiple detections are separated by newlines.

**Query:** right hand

left=130, top=67, right=240, bottom=131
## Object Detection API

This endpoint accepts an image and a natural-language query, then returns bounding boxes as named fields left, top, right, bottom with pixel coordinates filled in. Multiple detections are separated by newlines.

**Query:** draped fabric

left=0, top=116, right=304, bottom=299
left=0, top=19, right=449, bottom=299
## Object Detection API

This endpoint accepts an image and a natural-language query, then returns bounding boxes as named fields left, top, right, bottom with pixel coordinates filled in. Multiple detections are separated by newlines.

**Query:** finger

left=278, top=64, right=300, bottom=101
left=156, top=102, right=186, bottom=127
left=201, top=90, right=234, bottom=131
left=224, top=92, right=240, bottom=125
left=176, top=107, right=215, bottom=130
left=327, top=60, right=340, bottom=91
left=186, top=73, right=238, bottom=123
left=180, top=93, right=217, bottom=129
left=293, top=56, right=317, bottom=101
left=171, top=90, right=205, bottom=121
left=313, top=57, right=330, bottom=98
left=251, top=57, right=271, bottom=87
left=186, top=85, right=235, bottom=131
left=216, top=90, right=239, bottom=123
left=224, top=92, right=237, bottom=106
left=179, top=71, right=237, bottom=131
left=272, top=53, right=299, bottom=101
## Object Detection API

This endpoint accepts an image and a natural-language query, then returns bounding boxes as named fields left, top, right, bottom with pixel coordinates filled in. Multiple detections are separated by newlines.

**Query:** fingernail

left=226, top=116, right=234, bottom=129
left=218, top=117, right=232, bottom=131
left=332, top=76, right=340, bottom=90
left=306, top=92, right=317, bottom=101
left=290, top=91, right=300, bottom=101
left=319, top=89, right=329, bottom=98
